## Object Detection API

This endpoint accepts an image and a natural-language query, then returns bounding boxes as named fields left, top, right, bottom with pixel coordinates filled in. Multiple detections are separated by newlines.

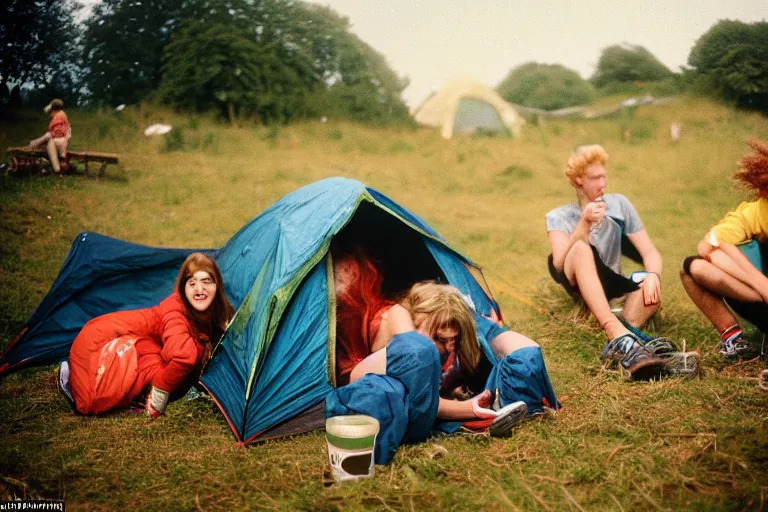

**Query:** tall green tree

left=688, top=20, right=768, bottom=110
left=591, top=44, right=674, bottom=88
left=1, top=0, right=82, bottom=103
left=82, top=0, right=258, bottom=106
left=83, top=0, right=409, bottom=123
left=159, top=21, right=317, bottom=123
left=497, top=62, right=594, bottom=110
left=284, top=3, right=410, bottom=123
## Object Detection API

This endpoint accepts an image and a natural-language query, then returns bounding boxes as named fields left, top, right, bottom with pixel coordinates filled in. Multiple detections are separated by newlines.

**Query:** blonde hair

left=564, top=144, right=609, bottom=186
left=400, top=281, right=481, bottom=376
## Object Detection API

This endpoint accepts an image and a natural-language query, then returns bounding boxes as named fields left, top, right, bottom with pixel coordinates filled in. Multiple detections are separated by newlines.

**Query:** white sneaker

left=489, top=401, right=528, bottom=437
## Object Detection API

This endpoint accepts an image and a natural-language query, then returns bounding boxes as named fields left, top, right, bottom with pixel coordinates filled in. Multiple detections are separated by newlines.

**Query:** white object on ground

left=670, top=123, right=682, bottom=141
left=144, top=123, right=173, bottom=136
left=115, top=104, right=126, bottom=111
left=326, top=415, right=380, bottom=482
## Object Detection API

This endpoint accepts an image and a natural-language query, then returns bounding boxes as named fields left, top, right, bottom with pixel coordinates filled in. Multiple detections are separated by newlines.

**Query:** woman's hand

left=471, top=390, right=499, bottom=419
left=641, top=272, right=661, bottom=306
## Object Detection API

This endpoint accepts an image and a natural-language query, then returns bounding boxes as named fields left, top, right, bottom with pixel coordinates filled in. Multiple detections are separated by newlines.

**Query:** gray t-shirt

left=545, top=193, right=644, bottom=274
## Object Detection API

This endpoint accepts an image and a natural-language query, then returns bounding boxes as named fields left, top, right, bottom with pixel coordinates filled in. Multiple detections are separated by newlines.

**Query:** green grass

left=2, top=97, right=768, bottom=510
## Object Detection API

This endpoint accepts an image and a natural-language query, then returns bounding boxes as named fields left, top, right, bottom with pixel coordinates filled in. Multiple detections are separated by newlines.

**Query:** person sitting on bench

left=680, top=139, right=768, bottom=383
left=28, top=98, right=71, bottom=175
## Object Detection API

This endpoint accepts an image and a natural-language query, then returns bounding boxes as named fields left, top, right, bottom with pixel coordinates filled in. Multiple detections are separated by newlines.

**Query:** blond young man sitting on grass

left=546, top=144, right=696, bottom=379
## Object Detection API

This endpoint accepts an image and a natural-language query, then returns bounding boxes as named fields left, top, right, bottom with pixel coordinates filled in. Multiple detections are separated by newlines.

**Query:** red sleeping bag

left=68, top=293, right=206, bottom=415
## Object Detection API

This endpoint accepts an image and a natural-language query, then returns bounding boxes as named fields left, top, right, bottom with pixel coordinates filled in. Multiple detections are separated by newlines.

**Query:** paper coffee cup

left=325, top=415, right=380, bottom=482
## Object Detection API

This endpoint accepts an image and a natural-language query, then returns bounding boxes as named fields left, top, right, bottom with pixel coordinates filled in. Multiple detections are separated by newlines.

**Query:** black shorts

left=548, top=245, right=639, bottom=301
left=724, top=298, right=768, bottom=334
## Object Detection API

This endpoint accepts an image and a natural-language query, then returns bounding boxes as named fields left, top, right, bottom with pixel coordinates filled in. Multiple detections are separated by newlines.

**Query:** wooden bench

left=7, top=147, right=119, bottom=177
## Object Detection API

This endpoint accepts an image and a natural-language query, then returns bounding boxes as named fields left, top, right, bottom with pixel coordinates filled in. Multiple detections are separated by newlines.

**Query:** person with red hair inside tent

left=59, top=253, right=234, bottom=418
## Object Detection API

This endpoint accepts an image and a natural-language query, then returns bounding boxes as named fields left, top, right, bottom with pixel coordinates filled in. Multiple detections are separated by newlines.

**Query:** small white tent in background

left=412, top=76, right=525, bottom=139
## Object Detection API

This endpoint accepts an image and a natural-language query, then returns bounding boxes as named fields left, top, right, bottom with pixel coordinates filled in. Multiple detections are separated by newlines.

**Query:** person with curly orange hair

left=681, top=140, right=768, bottom=371
left=545, top=145, right=693, bottom=379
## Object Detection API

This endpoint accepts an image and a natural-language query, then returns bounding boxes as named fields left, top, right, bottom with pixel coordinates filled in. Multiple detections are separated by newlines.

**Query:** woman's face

left=413, top=313, right=458, bottom=357
left=185, top=270, right=217, bottom=312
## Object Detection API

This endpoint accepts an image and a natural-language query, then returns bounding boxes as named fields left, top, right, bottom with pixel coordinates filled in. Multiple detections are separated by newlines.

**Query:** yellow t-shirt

left=709, top=198, right=768, bottom=246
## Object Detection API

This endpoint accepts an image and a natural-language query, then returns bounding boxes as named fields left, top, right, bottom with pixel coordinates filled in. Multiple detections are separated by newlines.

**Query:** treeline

left=498, top=20, right=768, bottom=113
left=2, top=5, right=767, bottom=123
left=0, top=0, right=411, bottom=125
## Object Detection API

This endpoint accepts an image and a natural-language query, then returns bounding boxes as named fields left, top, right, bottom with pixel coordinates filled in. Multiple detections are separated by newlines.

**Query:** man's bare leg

left=680, top=268, right=739, bottom=333
left=563, top=240, right=629, bottom=340
left=489, top=331, right=538, bottom=360
left=622, top=288, right=660, bottom=329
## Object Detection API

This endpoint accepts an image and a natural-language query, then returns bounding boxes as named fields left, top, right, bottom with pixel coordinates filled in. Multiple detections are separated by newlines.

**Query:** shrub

left=497, top=62, right=595, bottom=110
left=591, top=44, right=674, bottom=89
left=162, top=127, right=185, bottom=152
left=688, top=20, right=768, bottom=112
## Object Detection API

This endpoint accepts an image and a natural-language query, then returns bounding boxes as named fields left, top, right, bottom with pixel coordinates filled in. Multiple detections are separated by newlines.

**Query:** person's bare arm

left=369, top=304, right=414, bottom=353
left=548, top=202, right=604, bottom=273
left=717, top=242, right=768, bottom=303
left=352, top=305, right=416, bottom=382
left=626, top=228, right=663, bottom=305
left=438, top=390, right=497, bottom=420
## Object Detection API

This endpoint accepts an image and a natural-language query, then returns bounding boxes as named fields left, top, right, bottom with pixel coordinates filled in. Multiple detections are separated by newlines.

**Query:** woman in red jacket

left=64, top=253, right=233, bottom=417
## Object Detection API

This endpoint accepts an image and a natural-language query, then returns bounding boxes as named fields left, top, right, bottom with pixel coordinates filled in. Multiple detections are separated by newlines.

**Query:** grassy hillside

left=2, top=98, right=768, bottom=510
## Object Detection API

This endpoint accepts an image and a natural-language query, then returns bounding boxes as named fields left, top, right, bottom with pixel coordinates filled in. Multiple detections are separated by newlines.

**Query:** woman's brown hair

left=734, top=139, right=768, bottom=200
left=175, top=253, right=234, bottom=337
left=400, top=281, right=481, bottom=377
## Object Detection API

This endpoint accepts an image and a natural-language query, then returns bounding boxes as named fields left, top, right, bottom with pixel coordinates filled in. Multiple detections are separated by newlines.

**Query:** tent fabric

left=453, top=98, right=506, bottom=134
left=412, top=76, right=525, bottom=139
left=1, top=177, right=505, bottom=448
left=0, top=232, right=209, bottom=376
left=325, top=331, right=441, bottom=464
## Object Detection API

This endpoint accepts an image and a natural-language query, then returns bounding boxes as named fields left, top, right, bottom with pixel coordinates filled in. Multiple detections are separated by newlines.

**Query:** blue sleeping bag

left=325, top=331, right=440, bottom=465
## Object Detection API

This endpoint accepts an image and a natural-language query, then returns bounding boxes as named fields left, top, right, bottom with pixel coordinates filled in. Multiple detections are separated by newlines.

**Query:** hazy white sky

left=77, top=0, right=766, bottom=107
left=304, top=0, right=767, bottom=107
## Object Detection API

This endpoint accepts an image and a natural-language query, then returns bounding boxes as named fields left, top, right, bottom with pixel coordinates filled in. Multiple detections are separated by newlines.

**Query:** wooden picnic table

left=7, top=147, right=119, bottom=177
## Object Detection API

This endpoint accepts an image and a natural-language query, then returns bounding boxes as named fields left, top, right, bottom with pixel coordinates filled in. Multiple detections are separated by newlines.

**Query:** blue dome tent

left=0, top=177, right=503, bottom=445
